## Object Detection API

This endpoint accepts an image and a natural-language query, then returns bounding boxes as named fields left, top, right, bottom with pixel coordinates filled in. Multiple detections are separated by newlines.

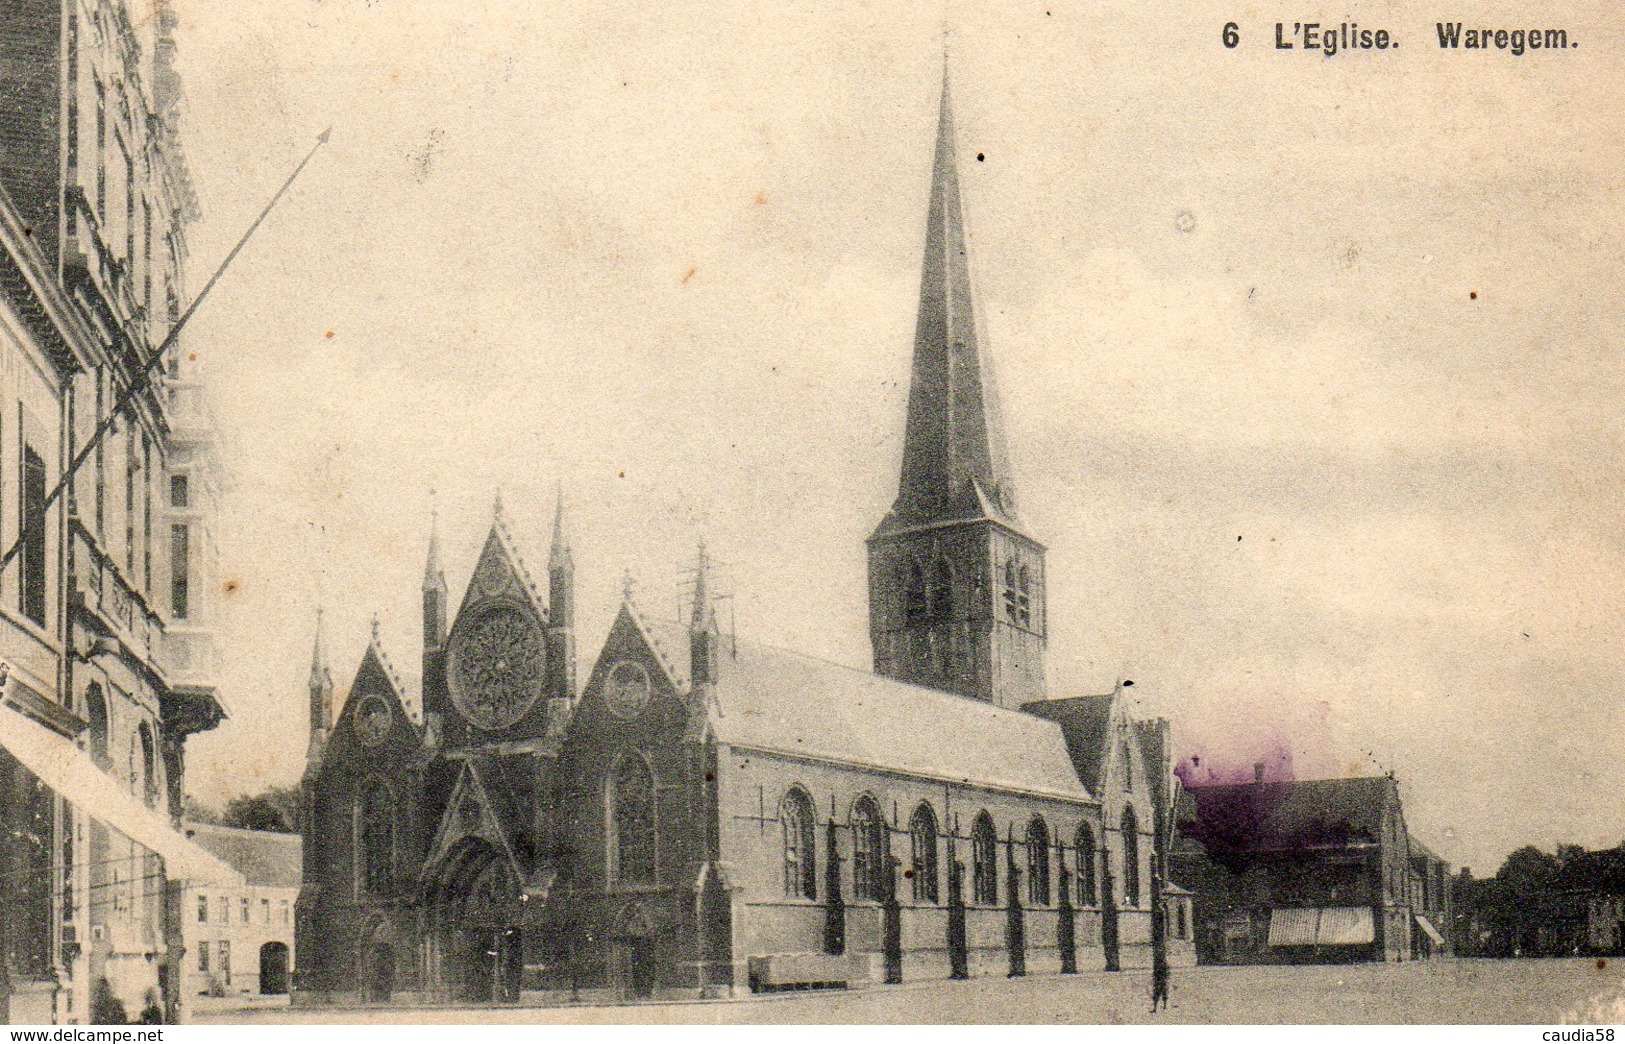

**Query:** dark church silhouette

left=292, top=77, right=1189, bottom=1005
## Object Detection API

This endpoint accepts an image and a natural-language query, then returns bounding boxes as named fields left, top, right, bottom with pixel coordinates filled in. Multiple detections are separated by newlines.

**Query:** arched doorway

left=258, top=942, right=289, bottom=995
left=425, top=839, right=522, bottom=1004
left=362, top=943, right=394, bottom=1003
left=614, top=903, right=657, bottom=1000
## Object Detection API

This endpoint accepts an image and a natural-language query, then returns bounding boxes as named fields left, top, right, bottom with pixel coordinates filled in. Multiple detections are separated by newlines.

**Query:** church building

left=293, top=78, right=1187, bottom=1005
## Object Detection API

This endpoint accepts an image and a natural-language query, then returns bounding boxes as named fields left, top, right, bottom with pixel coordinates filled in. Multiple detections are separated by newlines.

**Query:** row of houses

left=0, top=0, right=238, bottom=1024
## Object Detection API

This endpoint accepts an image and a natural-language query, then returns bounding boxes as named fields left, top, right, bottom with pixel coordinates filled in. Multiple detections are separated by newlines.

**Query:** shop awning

left=1318, top=906, right=1376, bottom=945
left=1268, top=906, right=1376, bottom=947
left=1415, top=914, right=1446, bottom=945
left=0, top=703, right=243, bottom=885
left=1267, top=907, right=1319, bottom=947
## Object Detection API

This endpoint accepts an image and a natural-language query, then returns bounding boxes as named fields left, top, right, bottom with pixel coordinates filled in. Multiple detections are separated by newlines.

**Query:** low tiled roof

left=1177, top=776, right=1396, bottom=855
left=645, top=622, right=1093, bottom=803
left=183, top=822, right=302, bottom=888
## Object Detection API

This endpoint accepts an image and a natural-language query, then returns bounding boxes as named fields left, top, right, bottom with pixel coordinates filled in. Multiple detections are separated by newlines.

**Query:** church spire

left=865, top=74, right=1047, bottom=710
left=888, top=69, right=1016, bottom=530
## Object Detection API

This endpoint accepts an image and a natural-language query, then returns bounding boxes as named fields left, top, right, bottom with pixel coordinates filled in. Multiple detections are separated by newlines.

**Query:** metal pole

left=0, top=129, right=331, bottom=578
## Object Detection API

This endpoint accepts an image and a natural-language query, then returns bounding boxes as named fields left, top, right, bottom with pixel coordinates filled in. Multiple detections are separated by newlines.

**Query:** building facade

left=1171, top=774, right=1451, bottom=965
left=0, top=0, right=232, bottom=1024
left=295, top=79, right=1190, bottom=1006
left=177, top=825, right=300, bottom=999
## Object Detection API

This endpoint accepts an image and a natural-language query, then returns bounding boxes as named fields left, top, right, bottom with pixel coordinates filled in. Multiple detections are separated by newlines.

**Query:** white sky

left=164, top=0, right=1622, bottom=874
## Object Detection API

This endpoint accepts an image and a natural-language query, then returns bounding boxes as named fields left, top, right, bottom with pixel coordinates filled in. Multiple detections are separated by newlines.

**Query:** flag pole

left=0, top=128, right=331, bottom=579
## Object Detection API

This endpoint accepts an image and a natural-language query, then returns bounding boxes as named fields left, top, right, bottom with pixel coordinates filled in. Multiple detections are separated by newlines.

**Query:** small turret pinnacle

left=549, top=484, right=572, bottom=570
left=309, top=607, right=329, bottom=688
left=689, top=540, right=719, bottom=686
left=423, top=510, right=445, bottom=590
left=690, top=539, right=716, bottom=632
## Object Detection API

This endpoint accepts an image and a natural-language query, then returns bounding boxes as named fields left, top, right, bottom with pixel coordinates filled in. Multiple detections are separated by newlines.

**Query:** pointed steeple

left=865, top=74, right=1047, bottom=710
left=424, top=510, right=445, bottom=590
left=887, top=69, right=1016, bottom=530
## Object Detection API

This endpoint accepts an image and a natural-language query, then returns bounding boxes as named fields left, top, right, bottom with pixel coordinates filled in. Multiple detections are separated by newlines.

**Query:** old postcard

left=0, top=0, right=1619, bottom=1029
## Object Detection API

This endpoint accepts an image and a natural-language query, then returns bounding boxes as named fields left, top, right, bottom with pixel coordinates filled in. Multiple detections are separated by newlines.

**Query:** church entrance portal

left=426, top=839, right=524, bottom=1004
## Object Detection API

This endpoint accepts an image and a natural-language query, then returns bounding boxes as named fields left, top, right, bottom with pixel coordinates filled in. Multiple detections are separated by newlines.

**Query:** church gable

left=439, top=517, right=557, bottom=743
left=328, top=640, right=422, bottom=764
left=455, top=518, right=548, bottom=624
left=571, top=602, right=689, bottom=736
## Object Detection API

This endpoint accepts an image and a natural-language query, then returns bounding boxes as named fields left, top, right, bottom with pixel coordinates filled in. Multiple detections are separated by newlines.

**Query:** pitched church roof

left=640, top=619, right=1093, bottom=803
left=1021, top=693, right=1116, bottom=790
left=876, top=69, right=1018, bottom=537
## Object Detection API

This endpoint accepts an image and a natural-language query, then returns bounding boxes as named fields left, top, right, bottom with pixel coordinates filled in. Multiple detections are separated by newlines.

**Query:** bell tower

left=867, top=73, right=1047, bottom=709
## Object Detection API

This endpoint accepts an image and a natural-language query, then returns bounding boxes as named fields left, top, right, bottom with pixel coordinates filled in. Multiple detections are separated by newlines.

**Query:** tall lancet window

left=930, top=559, right=954, bottom=621
left=1076, top=824, right=1098, bottom=906
left=358, top=780, right=394, bottom=895
left=1121, top=805, right=1142, bottom=908
left=904, top=561, right=928, bottom=624
left=782, top=788, right=817, bottom=900
left=851, top=797, right=887, bottom=902
left=909, top=803, right=940, bottom=903
left=1026, top=817, right=1051, bottom=906
left=971, top=812, right=999, bottom=905
left=611, top=754, right=657, bottom=886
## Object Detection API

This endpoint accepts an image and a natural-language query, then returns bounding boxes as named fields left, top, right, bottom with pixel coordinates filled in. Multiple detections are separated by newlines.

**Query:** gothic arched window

left=358, top=780, right=394, bottom=895
left=1026, top=817, right=1051, bottom=906
left=909, top=803, right=940, bottom=904
left=782, top=788, right=816, bottom=900
left=904, top=561, right=928, bottom=624
left=138, top=722, right=158, bottom=809
left=86, top=684, right=109, bottom=770
left=851, top=796, right=887, bottom=902
left=1121, top=805, right=1141, bottom=908
left=1076, top=824, right=1098, bottom=907
left=971, top=812, right=998, bottom=906
left=611, top=754, right=657, bottom=886
left=930, top=559, right=953, bottom=621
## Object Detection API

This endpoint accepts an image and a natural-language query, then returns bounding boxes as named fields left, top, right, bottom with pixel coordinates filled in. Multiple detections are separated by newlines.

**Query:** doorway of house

left=258, top=942, right=290, bottom=994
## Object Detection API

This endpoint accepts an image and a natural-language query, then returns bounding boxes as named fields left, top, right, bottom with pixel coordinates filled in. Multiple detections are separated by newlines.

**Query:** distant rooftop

left=183, top=821, right=301, bottom=888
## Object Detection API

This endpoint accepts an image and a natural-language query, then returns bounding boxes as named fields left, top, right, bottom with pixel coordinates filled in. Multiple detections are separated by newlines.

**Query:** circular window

left=604, top=661, right=652, bottom=720
left=354, top=694, right=393, bottom=746
left=446, top=603, right=547, bottom=730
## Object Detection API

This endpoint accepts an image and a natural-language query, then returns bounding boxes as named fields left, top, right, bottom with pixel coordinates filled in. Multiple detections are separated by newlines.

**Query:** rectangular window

left=94, top=375, right=105, bottom=537
left=197, top=895, right=208, bottom=923
left=125, top=430, right=137, bottom=575
left=21, top=444, right=48, bottom=626
left=218, top=939, right=231, bottom=985
left=261, top=898, right=270, bottom=925
left=170, top=474, right=189, bottom=508
left=240, top=897, right=249, bottom=924
left=142, top=436, right=152, bottom=593
left=170, top=523, right=189, bottom=620
left=197, top=941, right=209, bottom=973
left=280, top=899, right=290, bottom=925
